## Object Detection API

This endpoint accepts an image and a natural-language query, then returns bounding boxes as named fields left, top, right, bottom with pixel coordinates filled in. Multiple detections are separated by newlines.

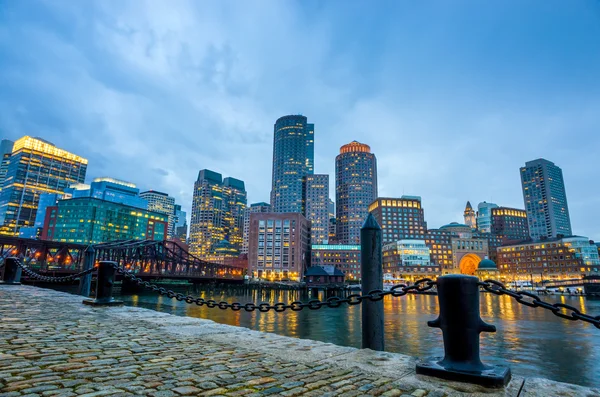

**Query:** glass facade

left=0, top=136, right=87, bottom=235
left=270, top=115, right=314, bottom=213
left=336, top=141, right=377, bottom=244
left=303, top=174, right=329, bottom=244
left=189, top=170, right=247, bottom=259
left=476, top=201, right=499, bottom=233
left=43, top=197, right=167, bottom=244
left=65, top=177, right=147, bottom=209
left=140, top=190, right=176, bottom=238
left=521, top=158, right=572, bottom=239
left=382, top=239, right=437, bottom=280
left=173, top=204, right=188, bottom=241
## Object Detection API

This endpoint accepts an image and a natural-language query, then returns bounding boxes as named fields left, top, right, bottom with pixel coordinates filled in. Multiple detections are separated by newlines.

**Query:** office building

left=303, top=174, right=329, bottom=244
left=242, top=202, right=271, bottom=254
left=520, top=159, right=572, bottom=239
left=0, top=136, right=87, bottom=235
left=311, top=244, right=361, bottom=281
left=424, top=229, right=455, bottom=274
left=42, top=197, right=168, bottom=244
left=476, top=202, right=498, bottom=233
left=248, top=212, right=310, bottom=281
left=369, top=196, right=426, bottom=245
left=189, top=170, right=247, bottom=259
left=497, top=236, right=600, bottom=280
left=65, top=177, right=148, bottom=209
left=173, top=204, right=188, bottom=241
left=140, top=190, right=176, bottom=238
left=464, top=201, right=476, bottom=229
left=335, top=141, right=378, bottom=244
left=270, top=115, right=314, bottom=213
left=0, top=139, right=14, bottom=191
left=490, top=207, right=529, bottom=242
left=382, top=240, right=438, bottom=281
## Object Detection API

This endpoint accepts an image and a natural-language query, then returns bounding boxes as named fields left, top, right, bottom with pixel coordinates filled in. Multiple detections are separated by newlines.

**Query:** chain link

left=16, top=261, right=96, bottom=283
left=113, top=264, right=435, bottom=312
left=480, top=279, right=600, bottom=329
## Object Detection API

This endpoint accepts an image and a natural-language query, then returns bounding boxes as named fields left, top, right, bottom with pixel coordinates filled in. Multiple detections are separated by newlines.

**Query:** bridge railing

left=2, top=217, right=600, bottom=390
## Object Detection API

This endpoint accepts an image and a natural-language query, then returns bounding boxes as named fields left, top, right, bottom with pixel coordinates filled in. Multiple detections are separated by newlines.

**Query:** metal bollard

left=82, top=261, right=123, bottom=306
left=360, top=213, right=384, bottom=351
left=78, top=246, right=95, bottom=297
left=416, top=275, right=511, bottom=387
left=0, top=257, right=21, bottom=285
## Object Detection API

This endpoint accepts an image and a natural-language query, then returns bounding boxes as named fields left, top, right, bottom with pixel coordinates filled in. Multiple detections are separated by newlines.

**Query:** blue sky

left=1, top=0, right=599, bottom=239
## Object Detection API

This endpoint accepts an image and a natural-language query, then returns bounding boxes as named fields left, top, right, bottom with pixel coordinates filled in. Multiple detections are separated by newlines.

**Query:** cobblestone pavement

left=0, top=286, right=597, bottom=397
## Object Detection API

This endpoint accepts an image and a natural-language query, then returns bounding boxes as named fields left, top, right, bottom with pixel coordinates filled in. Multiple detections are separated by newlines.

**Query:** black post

left=416, top=275, right=511, bottom=387
left=78, top=246, right=95, bottom=297
left=82, top=261, right=123, bottom=306
left=360, top=213, right=384, bottom=351
left=1, top=257, right=21, bottom=285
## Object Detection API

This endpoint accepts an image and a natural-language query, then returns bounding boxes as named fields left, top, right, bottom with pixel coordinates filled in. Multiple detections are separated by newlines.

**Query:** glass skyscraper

left=520, top=158, right=572, bottom=240
left=335, top=141, right=377, bottom=245
left=189, top=169, right=247, bottom=259
left=0, top=136, right=87, bottom=235
left=270, top=115, right=314, bottom=213
left=303, top=174, right=329, bottom=244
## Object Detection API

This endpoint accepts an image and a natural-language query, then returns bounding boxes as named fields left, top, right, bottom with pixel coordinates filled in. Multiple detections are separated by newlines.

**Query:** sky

left=0, top=0, right=599, bottom=239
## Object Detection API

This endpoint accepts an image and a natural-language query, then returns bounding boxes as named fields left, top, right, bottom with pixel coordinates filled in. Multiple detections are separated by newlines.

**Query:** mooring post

left=78, top=245, right=95, bottom=297
left=82, top=261, right=123, bottom=306
left=360, top=213, right=384, bottom=351
left=0, top=257, right=21, bottom=285
left=416, top=274, right=511, bottom=387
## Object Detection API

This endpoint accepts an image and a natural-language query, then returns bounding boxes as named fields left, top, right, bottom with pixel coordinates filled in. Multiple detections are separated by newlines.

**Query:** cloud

left=0, top=0, right=599, bottom=239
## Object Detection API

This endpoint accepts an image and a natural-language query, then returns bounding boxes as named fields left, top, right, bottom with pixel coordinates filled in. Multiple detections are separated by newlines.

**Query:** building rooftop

left=93, top=177, right=137, bottom=189
left=305, top=266, right=344, bottom=277
left=339, top=140, right=371, bottom=154
left=13, top=136, right=88, bottom=164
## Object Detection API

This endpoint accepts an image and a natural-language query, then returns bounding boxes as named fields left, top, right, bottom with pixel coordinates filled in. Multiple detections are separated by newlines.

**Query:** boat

left=583, top=275, right=600, bottom=296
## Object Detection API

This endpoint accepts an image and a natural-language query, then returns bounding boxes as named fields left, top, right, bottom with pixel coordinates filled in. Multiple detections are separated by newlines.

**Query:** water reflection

left=118, top=286, right=599, bottom=387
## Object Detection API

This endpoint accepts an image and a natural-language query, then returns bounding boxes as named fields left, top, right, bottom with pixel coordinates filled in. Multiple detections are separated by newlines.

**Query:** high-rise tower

left=463, top=201, right=476, bottom=229
left=270, top=115, right=314, bottom=213
left=335, top=141, right=377, bottom=245
left=303, top=174, right=329, bottom=244
left=520, top=159, right=572, bottom=239
left=0, top=136, right=88, bottom=235
left=189, top=170, right=247, bottom=258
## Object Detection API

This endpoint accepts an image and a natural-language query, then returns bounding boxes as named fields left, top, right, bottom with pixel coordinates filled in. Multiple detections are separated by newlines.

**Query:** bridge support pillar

left=416, top=275, right=511, bottom=387
left=83, top=261, right=123, bottom=306
left=360, top=213, right=384, bottom=351
left=1, top=257, right=21, bottom=285
left=78, top=246, right=95, bottom=297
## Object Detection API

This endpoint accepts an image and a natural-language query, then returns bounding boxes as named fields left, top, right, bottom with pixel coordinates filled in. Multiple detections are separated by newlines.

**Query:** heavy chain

left=480, top=279, right=600, bottom=329
left=114, top=264, right=435, bottom=312
left=16, top=261, right=96, bottom=283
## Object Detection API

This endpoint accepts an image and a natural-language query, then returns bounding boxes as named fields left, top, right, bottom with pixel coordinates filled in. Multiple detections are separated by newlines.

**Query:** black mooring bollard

left=0, top=257, right=21, bottom=285
left=82, top=261, right=123, bottom=306
left=416, top=275, right=511, bottom=387
left=78, top=246, right=95, bottom=297
left=360, top=213, right=384, bottom=351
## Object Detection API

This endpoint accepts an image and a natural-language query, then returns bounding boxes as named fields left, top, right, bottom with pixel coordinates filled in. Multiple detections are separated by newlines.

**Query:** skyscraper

left=242, top=202, right=271, bottom=254
left=520, top=159, right=572, bottom=240
left=463, top=201, right=476, bottom=229
left=189, top=170, right=247, bottom=258
left=173, top=204, right=188, bottom=241
left=0, top=136, right=87, bottom=235
left=303, top=174, right=329, bottom=244
left=476, top=201, right=499, bottom=233
left=335, top=141, right=377, bottom=245
left=270, top=115, right=314, bottom=213
left=140, top=191, right=176, bottom=238
left=0, top=139, right=14, bottom=191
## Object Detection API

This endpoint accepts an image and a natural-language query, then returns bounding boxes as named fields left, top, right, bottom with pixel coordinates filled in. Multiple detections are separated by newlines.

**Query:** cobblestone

left=1, top=285, right=595, bottom=397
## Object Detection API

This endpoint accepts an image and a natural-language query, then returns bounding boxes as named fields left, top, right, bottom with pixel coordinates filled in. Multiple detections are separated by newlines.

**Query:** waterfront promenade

left=0, top=286, right=597, bottom=397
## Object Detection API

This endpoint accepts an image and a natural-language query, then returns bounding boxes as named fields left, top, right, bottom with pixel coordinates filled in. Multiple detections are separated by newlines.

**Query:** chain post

left=78, top=246, right=95, bottom=297
left=416, top=275, right=511, bottom=387
left=360, top=213, right=384, bottom=351
left=83, top=261, right=123, bottom=306
left=1, top=257, right=21, bottom=285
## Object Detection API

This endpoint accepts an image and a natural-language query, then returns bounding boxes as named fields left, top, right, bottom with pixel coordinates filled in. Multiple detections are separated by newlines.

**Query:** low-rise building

left=382, top=239, right=439, bottom=281
left=42, top=197, right=168, bottom=244
left=304, top=265, right=345, bottom=287
left=248, top=212, right=310, bottom=281
left=497, top=236, right=600, bottom=281
left=311, top=244, right=361, bottom=282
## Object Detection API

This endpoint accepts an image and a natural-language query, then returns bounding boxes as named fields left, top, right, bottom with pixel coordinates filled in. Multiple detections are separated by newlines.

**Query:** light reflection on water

left=50, top=284, right=600, bottom=387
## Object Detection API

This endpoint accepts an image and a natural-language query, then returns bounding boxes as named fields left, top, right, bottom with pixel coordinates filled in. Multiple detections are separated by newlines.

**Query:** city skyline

left=1, top=1, right=599, bottom=239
